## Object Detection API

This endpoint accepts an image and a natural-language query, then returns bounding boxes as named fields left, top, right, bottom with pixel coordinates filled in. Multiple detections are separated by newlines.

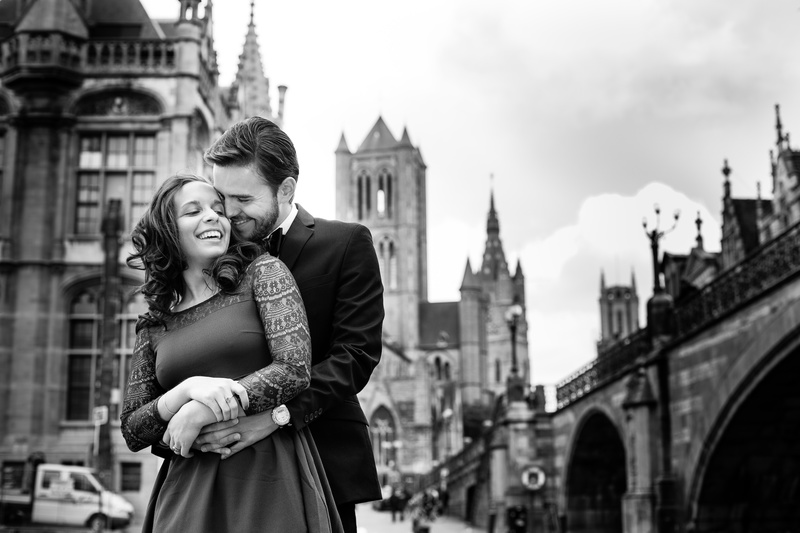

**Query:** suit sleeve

left=286, top=224, right=384, bottom=429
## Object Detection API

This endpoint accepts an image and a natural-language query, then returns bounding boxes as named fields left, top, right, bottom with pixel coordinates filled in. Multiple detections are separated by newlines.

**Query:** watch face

left=273, top=405, right=290, bottom=425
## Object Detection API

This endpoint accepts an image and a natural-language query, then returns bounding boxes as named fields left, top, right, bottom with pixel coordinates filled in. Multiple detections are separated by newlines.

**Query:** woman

left=120, top=174, right=341, bottom=532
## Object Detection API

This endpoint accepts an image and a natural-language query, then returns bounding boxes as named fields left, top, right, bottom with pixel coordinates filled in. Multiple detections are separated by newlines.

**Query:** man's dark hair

left=204, top=116, right=299, bottom=192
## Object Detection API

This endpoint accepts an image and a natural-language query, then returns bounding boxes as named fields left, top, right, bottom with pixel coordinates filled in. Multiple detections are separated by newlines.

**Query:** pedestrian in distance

left=120, top=174, right=342, bottom=532
left=192, top=116, right=385, bottom=533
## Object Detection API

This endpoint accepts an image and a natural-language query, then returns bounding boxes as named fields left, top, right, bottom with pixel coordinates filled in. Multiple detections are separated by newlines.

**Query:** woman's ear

left=278, top=177, right=297, bottom=204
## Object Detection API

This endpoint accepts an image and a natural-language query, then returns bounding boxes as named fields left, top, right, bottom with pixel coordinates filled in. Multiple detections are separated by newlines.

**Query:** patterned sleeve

left=119, top=326, right=169, bottom=452
left=237, top=254, right=312, bottom=414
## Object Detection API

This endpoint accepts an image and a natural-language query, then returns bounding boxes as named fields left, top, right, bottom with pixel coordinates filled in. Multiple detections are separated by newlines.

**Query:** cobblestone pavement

left=355, top=502, right=476, bottom=533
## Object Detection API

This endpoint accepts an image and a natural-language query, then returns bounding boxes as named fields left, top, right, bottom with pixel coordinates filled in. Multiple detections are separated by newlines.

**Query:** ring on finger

left=225, top=396, right=234, bottom=402
left=172, top=446, right=180, bottom=454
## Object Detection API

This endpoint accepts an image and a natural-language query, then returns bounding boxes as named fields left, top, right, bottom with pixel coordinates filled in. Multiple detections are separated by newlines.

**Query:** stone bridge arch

left=687, top=320, right=800, bottom=532
left=564, top=407, right=627, bottom=533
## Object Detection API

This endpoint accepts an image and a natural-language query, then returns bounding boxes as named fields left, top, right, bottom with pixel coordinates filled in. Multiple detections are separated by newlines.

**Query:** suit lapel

left=280, top=204, right=314, bottom=271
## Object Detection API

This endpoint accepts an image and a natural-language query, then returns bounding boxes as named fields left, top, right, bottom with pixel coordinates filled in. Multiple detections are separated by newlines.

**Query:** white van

left=1, top=463, right=134, bottom=530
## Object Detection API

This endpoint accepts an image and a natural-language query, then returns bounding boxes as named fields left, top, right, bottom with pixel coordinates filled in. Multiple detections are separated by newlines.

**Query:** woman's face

left=172, top=181, right=231, bottom=269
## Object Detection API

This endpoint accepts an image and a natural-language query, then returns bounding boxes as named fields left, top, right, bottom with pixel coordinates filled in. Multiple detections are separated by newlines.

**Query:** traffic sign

left=521, top=465, right=546, bottom=491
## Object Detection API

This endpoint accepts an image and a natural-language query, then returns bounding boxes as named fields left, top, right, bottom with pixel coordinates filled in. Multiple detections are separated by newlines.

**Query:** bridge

left=424, top=215, right=800, bottom=532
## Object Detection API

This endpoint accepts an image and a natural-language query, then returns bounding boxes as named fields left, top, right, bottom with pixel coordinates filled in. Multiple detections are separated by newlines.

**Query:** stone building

left=338, top=117, right=530, bottom=486
left=0, top=0, right=283, bottom=518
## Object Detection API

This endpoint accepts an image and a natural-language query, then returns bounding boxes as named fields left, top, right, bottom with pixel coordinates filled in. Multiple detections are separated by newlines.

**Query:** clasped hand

left=182, top=376, right=249, bottom=422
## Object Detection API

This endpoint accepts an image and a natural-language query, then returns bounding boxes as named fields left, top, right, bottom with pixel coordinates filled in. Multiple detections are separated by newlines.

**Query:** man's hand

left=194, top=410, right=279, bottom=459
left=163, top=401, right=217, bottom=458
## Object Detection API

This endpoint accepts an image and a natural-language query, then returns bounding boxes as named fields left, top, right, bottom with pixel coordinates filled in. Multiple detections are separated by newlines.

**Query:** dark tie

left=267, top=231, right=284, bottom=257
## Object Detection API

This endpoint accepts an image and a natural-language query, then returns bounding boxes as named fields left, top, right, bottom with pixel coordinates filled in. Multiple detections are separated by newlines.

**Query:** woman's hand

left=163, top=400, right=218, bottom=457
left=180, top=376, right=250, bottom=422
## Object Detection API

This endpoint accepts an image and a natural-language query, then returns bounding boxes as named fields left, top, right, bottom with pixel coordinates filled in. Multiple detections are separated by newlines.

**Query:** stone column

left=622, top=367, right=658, bottom=533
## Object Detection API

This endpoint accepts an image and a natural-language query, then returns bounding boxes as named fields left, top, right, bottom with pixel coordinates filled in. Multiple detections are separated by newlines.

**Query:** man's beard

left=246, top=197, right=280, bottom=244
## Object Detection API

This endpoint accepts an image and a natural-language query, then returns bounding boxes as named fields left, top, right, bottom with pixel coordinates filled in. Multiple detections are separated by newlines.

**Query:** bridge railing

left=555, top=328, right=651, bottom=409
left=555, top=219, right=800, bottom=410
left=675, top=219, right=800, bottom=337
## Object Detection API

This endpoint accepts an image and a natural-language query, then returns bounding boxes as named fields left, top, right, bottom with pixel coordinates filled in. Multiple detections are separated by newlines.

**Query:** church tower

left=597, top=270, right=640, bottom=353
left=335, top=118, right=427, bottom=349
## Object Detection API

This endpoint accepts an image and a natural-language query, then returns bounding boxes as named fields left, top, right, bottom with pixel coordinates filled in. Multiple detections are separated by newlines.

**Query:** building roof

left=356, top=116, right=398, bottom=153
left=16, top=0, right=88, bottom=39
left=418, top=302, right=460, bottom=349
left=87, top=0, right=162, bottom=39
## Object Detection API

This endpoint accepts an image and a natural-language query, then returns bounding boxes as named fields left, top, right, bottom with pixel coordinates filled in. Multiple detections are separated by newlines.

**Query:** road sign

left=521, top=465, right=546, bottom=491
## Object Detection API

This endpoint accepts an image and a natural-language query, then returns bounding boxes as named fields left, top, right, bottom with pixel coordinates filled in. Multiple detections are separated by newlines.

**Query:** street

left=355, top=503, right=475, bottom=533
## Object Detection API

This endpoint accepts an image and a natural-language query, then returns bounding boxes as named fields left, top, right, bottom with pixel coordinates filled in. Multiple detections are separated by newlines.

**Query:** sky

left=142, top=0, right=800, bottom=386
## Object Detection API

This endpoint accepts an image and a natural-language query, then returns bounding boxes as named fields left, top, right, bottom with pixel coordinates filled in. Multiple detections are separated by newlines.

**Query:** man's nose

left=224, top=199, right=239, bottom=216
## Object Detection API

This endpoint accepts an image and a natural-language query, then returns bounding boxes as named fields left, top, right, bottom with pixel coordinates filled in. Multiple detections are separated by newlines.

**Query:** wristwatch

left=271, top=404, right=291, bottom=427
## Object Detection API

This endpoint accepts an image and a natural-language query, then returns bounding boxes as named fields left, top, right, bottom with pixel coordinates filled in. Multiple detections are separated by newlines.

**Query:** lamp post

left=642, top=204, right=679, bottom=294
left=504, top=303, right=525, bottom=402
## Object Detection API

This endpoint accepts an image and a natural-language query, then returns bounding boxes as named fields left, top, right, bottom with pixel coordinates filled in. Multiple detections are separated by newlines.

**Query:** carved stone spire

left=480, top=187, right=509, bottom=280
left=233, top=0, right=279, bottom=123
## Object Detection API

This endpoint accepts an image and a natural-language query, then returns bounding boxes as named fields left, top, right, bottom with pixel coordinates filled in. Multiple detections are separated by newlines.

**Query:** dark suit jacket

left=279, top=204, right=384, bottom=505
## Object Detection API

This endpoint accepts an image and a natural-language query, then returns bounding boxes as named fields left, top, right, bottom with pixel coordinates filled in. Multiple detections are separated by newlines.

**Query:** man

left=197, top=116, right=384, bottom=532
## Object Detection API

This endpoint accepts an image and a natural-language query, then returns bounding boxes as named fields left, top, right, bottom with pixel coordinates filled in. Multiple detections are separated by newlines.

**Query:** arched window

left=378, top=240, right=386, bottom=280
left=388, top=241, right=397, bottom=290
left=495, top=359, right=502, bottom=383
left=376, top=169, right=392, bottom=218
left=435, top=357, right=442, bottom=380
left=369, top=407, right=397, bottom=468
left=444, top=361, right=451, bottom=381
left=191, top=110, right=210, bottom=178
left=365, top=175, right=372, bottom=217
left=66, top=288, right=147, bottom=420
left=357, top=176, right=364, bottom=220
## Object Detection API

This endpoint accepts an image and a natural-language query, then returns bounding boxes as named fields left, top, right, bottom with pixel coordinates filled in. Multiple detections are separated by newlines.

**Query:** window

left=0, top=130, right=5, bottom=192
left=1, top=462, right=24, bottom=491
left=75, top=133, right=156, bottom=234
left=369, top=407, right=396, bottom=468
left=377, top=237, right=397, bottom=291
left=66, top=290, right=147, bottom=420
left=120, top=462, right=141, bottom=492
left=377, top=169, right=392, bottom=218
left=356, top=171, right=371, bottom=220
left=69, top=473, right=97, bottom=493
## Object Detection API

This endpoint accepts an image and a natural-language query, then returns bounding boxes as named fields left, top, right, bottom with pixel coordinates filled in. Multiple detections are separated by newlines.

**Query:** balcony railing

left=84, top=40, right=176, bottom=73
left=555, top=219, right=800, bottom=410
left=1, top=34, right=179, bottom=75
left=555, top=328, right=651, bottom=409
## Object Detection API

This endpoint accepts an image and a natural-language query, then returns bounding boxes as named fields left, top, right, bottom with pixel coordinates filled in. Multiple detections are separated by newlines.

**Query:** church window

left=495, top=359, right=501, bottom=383
left=0, top=130, right=5, bottom=195
left=66, top=290, right=146, bottom=421
left=357, top=176, right=364, bottom=219
left=435, top=357, right=442, bottom=380
left=365, top=174, right=372, bottom=217
left=389, top=242, right=398, bottom=290
left=75, top=133, right=156, bottom=234
left=377, top=169, right=392, bottom=218
left=444, top=361, right=451, bottom=381
left=369, top=407, right=397, bottom=468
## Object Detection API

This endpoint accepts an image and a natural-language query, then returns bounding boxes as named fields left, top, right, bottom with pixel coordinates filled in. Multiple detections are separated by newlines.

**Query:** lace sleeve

left=119, top=326, right=169, bottom=452
left=237, top=254, right=312, bottom=414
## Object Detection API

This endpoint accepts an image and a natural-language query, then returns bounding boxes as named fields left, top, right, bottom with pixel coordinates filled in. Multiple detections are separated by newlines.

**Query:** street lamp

left=505, top=303, right=525, bottom=402
left=642, top=204, right=679, bottom=294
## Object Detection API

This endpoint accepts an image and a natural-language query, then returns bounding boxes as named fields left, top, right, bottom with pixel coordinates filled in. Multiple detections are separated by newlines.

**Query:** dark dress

left=120, top=255, right=342, bottom=533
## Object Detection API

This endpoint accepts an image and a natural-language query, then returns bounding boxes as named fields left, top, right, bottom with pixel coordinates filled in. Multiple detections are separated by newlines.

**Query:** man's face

left=212, top=165, right=279, bottom=243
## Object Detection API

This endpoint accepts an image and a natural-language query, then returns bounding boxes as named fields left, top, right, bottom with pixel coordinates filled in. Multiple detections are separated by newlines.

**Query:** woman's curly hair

left=127, top=174, right=260, bottom=325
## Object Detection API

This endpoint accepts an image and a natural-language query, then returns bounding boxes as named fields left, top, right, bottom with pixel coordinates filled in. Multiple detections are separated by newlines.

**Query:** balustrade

left=556, top=220, right=800, bottom=410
